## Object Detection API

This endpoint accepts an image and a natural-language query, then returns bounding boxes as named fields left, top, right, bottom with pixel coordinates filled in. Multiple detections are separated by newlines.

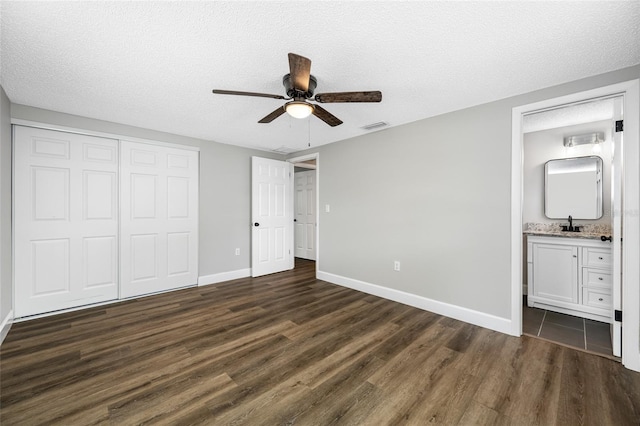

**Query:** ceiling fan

left=212, top=53, right=382, bottom=127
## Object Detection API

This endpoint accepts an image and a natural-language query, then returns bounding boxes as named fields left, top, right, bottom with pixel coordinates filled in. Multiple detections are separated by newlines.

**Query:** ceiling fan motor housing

left=282, top=74, right=317, bottom=99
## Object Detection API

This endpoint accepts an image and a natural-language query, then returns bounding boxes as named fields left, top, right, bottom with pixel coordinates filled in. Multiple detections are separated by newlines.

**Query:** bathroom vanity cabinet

left=527, top=235, right=612, bottom=322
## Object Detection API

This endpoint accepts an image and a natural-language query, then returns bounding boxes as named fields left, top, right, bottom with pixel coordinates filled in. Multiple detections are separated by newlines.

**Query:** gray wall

left=524, top=120, right=612, bottom=226
left=0, top=86, right=12, bottom=334
left=10, top=104, right=283, bottom=278
left=291, top=65, right=639, bottom=320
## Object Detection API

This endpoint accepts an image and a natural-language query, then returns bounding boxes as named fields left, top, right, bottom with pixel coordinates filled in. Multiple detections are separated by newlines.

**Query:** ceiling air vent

left=361, top=121, right=389, bottom=131
left=272, top=146, right=298, bottom=154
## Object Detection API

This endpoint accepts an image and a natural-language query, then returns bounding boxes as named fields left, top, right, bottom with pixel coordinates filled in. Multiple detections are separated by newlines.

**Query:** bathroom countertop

left=523, top=230, right=608, bottom=240
left=523, top=222, right=611, bottom=240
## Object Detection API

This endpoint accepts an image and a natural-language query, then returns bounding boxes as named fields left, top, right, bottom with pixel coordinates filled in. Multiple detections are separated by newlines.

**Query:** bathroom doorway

left=511, top=79, right=640, bottom=372
left=521, top=98, right=619, bottom=358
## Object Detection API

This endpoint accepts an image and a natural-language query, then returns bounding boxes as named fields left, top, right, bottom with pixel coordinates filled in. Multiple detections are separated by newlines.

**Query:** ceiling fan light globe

left=285, top=101, right=314, bottom=119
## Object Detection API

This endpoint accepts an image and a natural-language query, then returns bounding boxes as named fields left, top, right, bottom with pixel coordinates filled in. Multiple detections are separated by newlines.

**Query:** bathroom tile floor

left=523, top=304, right=615, bottom=358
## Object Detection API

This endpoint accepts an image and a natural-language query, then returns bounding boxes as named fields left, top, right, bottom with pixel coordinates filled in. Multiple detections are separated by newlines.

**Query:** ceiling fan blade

left=314, top=91, right=382, bottom=103
left=258, top=106, right=286, bottom=123
left=288, top=53, right=311, bottom=92
left=312, top=104, right=343, bottom=127
left=212, top=89, right=286, bottom=100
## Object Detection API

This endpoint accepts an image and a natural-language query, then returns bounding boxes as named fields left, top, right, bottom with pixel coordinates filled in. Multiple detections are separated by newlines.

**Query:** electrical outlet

left=235, top=248, right=240, bottom=256
left=394, top=261, right=400, bottom=271
left=325, top=204, right=330, bottom=213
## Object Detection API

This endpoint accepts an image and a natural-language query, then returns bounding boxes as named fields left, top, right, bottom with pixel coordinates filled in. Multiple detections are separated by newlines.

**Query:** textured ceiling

left=1, top=1, right=639, bottom=153
left=523, top=98, right=615, bottom=134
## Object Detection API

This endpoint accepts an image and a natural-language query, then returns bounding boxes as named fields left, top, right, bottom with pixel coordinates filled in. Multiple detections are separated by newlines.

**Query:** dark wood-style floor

left=1, top=259, right=639, bottom=425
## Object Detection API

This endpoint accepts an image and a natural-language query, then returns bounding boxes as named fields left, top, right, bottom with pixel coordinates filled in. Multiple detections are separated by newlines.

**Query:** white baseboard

left=1, top=309, right=14, bottom=345
left=317, top=271, right=513, bottom=335
left=198, top=268, right=251, bottom=286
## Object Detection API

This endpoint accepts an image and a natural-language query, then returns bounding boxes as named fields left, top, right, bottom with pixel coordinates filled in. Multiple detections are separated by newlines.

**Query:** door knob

left=294, top=219, right=297, bottom=222
left=601, top=235, right=612, bottom=242
left=254, top=222, right=259, bottom=227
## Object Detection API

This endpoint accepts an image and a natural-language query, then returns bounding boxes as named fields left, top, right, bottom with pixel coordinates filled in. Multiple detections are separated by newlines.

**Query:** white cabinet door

left=120, top=141, right=198, bottom=298
left=251, top=157, right=293, bottom=277
left=294, top=170, right=316, bottom=260
left=14, top=126, right=119, bottom=317
left=532, top=243, right=578, bottom=304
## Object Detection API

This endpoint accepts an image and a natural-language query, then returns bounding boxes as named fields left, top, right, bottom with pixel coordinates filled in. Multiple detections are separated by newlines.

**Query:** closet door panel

left=120, top=141, right=198, bottom=298
left=14, top=126, right=119, bottom=317
left=83, top=171, right=116, bottom=220
left=167, top=232, right=190, bottom=276
left=130, top=234, right=158, bottom=282
left=83, top=236, right=117, bottom=288
left=32, top=239, right=70, bottom=295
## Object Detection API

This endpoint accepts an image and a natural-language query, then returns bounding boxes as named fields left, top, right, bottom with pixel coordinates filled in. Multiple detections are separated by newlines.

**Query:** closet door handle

left=254, top=222, right=260, bottom=227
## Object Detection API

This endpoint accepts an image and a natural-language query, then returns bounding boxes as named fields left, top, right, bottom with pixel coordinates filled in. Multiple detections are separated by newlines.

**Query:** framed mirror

left=545, top=156, right=603, bottom=219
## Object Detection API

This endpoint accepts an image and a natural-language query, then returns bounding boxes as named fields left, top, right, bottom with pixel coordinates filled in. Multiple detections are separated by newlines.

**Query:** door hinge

left=615, top=309, right=622, bottom=322
left=615, top=120, right=623, bottom=132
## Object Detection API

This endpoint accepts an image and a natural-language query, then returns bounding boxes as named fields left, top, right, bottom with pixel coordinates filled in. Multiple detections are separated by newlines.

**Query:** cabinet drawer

left=583, top=288, right=612, bottom=309
left=583, top=248, right=612, bottom=268
left=583, top=269, right=612, bottom=289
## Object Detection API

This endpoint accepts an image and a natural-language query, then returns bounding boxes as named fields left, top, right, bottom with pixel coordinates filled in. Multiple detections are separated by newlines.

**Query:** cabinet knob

left=598, top=277, right=603, bottom=280
left=573, top=255, right=577, bottom=258
left=598, top=256, right=603, bottom=260
left=598, top=298, right=604, bottom=301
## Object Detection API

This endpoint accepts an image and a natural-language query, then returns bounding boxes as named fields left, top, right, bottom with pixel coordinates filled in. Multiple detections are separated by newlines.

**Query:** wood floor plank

left=363, top=345, right=461, bottom=424
left=2, top=259, right=640, bottom=425
left=284, top=358, right=386, bottom=425
left=472, top=335, right=564, bottom=424
left=107, top=372, right=237, bottom=425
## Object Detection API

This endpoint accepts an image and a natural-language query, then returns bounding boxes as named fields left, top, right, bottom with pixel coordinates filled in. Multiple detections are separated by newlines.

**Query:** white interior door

left=611, top=96, right=623, bottom=357
left=294, top=170, right=316, bottom=260
left=120, top=141, right=199, bottom=298
left=14, top=126, right=119, bottom=317
left=251, top=156, right=293, bottom=277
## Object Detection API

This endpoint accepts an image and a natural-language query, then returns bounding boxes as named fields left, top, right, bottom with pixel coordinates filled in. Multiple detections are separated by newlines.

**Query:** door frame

left=510, top=79, right=640, bottom=372
left=288, top=152, right=319, bottom=275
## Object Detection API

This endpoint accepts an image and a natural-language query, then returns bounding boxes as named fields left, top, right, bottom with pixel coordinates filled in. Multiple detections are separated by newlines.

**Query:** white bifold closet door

left=14, top=126, right=119, bottom=317
left=120, top=141, right=199, bottom=298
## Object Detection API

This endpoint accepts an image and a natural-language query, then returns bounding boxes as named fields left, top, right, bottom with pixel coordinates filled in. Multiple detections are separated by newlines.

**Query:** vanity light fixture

left=563, top=132, right=604, bottom=147
left=285, top=101, right=314, bottom=119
